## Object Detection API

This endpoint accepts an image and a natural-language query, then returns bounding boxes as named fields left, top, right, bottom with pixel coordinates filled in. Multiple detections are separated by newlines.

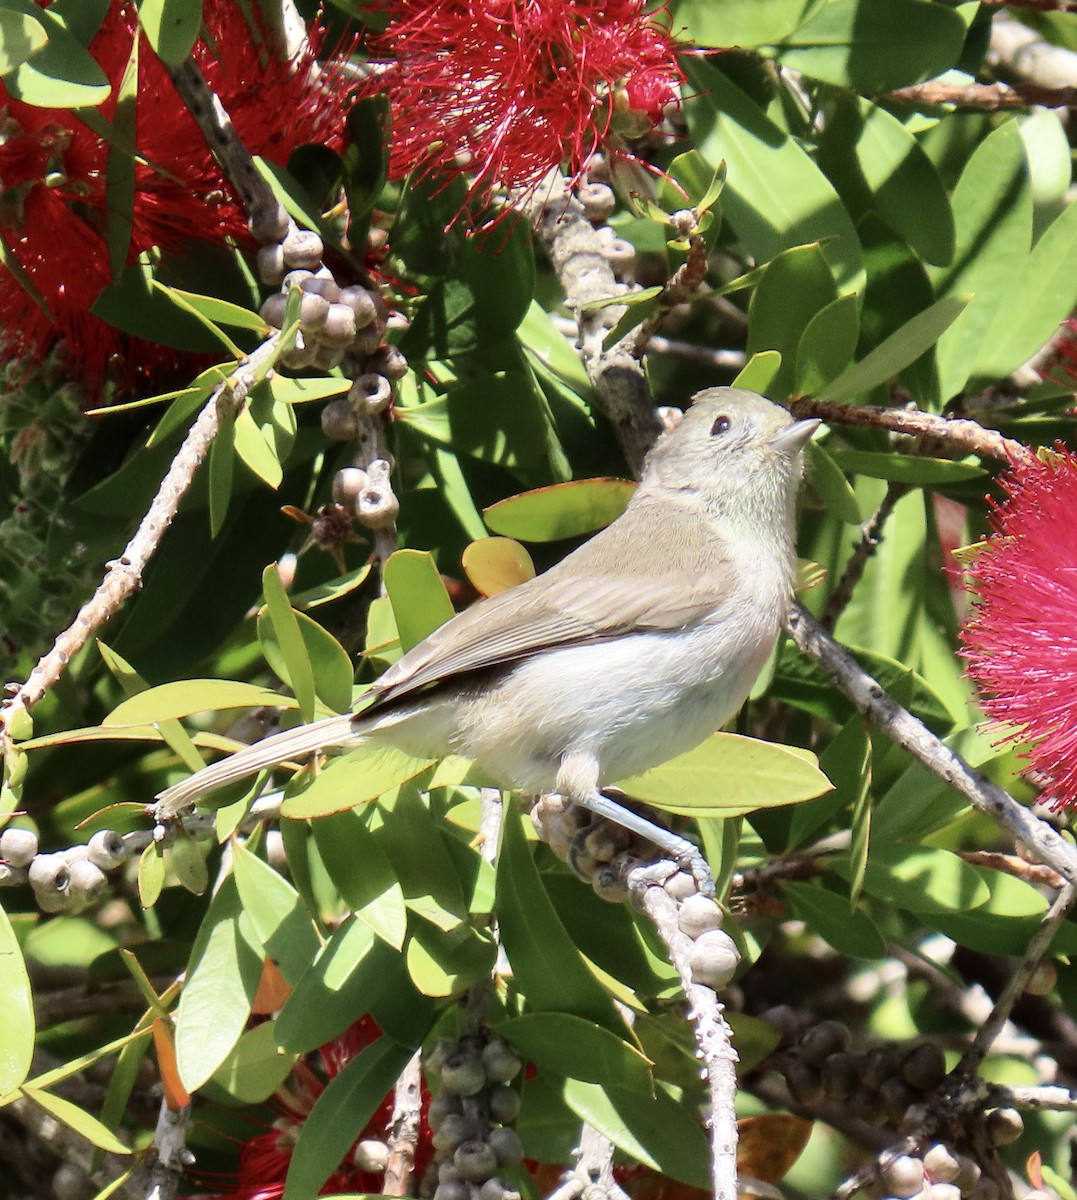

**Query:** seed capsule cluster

left=575, top=172, right=637, bottom=302
left=530, top=796, right=739, bottom=991
left=424, top=1035, right=524, bottom=1200
left=759, top=1010, right=1036, bottom=1200
left=1, top=826, right=128, bottom=913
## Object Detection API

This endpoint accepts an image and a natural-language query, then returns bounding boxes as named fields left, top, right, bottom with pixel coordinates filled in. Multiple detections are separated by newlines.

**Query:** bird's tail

left=153, top=713, right=360, bottom=820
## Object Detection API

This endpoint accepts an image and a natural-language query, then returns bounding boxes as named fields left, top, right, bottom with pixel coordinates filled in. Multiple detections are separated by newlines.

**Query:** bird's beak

left=769, top=418, right=820, bottom=453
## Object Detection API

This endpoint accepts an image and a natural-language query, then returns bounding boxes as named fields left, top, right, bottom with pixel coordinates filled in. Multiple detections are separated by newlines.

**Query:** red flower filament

left=366, top=0, right=683, bottom=206
left=960, top=449, right=1077, bottom=810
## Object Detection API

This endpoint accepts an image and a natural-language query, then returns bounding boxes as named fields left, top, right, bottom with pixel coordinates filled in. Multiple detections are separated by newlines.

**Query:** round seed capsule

left=664, top=871, right=697, bottom=901
left=427, top=1089, right=463, bottom=1129
left=426, top=1038, right=456, bottom=1075
left=299, top=292, right=331, bottom=332
left=480, top=1179, right=522, bottom=1200
left=248, top=201, right=290, bottom=245
left=985, top=1107, right=1023, bottom=1146
left=350, top=372, right=392, bottom=415
left=353, top=320, right=386, bottom=355
left=677, top=893, right=724, bottom=940
left=321, top=303, right=359, bottom=347
left=901, top=1042, right=946, bottom=1091
left=879, top=1077, right=915, bottom=1124
left=431, top=1113, right=475, bottom=1154
left=87, top=830, right=127, bottom=870
left=821, top=1051, right=860, bottom=1100
left=487, top=1127, right=524, bottom=1167
left=259, top=293, right=288, bottom=329
left=357, top=484, right=399, bottom=530
left=578, top=181, right=616, bottom=223
left=602, top=237, right=636, bottom=280
left=333, top=467, right=369, bottom=508
left=785, top=1061, right=824, bottom=1106
left=481, top=1040, right=522, bottom=1084
left=66, top=860, right=108, bottom=908
left=28, top=852, right=70, bottom=892
left=365, top=345, right=409, bottom=383
left=321, top=398, right=360, bottom=441
left=487, top=1084, right=520, bottom=1124
left=282, top=228, right=324, bottom=270
left=881, top=1155, right=925, bottom=1199
left=592, top=865, right=630, bottom=904
left=688, top=928, right=739, bottom=989
left=339, top=285, right=378, bottom=329
left=300, top=275, right=341, bottom=303
left=441, top=1052, right=486, bottom=1097
left=64, top=844, right=90, bottom=864
left=453, top=1139, right=498, bottom=1182
left=433, top=1182, right=470, bottom=1200
left=257, top=243, right=285, bottom=286
left=922, top=1144, right=960, bottom=1183
left=1, top=826, right=38, bottom=867
left=353, top=1138, right=389, bottom=1173
left=923, top=1185, right=961, bottom=1200
left=799, top=1020, right=850, bottom=1066
left=283, top=269, right=315, bottom=292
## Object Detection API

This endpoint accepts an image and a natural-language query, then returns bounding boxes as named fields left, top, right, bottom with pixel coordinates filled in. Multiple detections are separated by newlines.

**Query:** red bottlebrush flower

left=960, top=449, right=1077, bottom=810
left=365, top=0, right=683, bottom=209
left=203, top=1017, right=433, bottom=1200
left=0, top=1, right=349, bottom=391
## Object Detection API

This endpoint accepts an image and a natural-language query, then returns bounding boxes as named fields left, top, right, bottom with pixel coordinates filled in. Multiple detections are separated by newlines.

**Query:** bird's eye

left=710, top=415, right=731, bottom=436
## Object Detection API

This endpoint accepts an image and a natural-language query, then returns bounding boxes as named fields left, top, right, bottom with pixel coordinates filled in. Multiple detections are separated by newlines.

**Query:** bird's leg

left=573, top=790, right=715, bottom=898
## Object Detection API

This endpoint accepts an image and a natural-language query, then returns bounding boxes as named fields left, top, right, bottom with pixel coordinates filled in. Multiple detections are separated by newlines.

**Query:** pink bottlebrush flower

left=0, top=1, right=349, bottom=391
left=960, top=448, right=1077, bottom=810
left=364, top=0, right=684, bottom=209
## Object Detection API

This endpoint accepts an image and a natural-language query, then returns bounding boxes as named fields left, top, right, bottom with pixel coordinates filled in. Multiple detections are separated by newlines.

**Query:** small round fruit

left=677, top=894, right=724, bottom=939
left=66, top=860, right=108, bottom=908
left=821, top=1051, right=860, bottom=1100
left=431, top=1113, right=474, bottom=1154
left=453, top=1139, right=498, bottom=1182
left=922, top=1143, right=959, bottom=1183
left=257, top=243, right=285, bottom=286
left=353, top=1138, right=389, bottom=1173
left=248, top=202, right=290, bottom=244
left=1, top=826, right=38, bottom=867
left=441, top=1051, right=487, bottom=1097
left=592, top=865, right=630, bottom=904
left=480, top=1178, right=522, bottom=1200
left=28, top=852, right=70, bottom=892
left=487, top=1084, right=520, bottom=1124
left=688, top=929, right=739, bottom=988
left=339, top=285, right=378, bottom=328
left=321, top=398, right=360, bottom=441
left=350, top=372, right=392, bottom=415
left=664, top=871, right=696, bottom=901
left=487, top=1126, right=524, bottom=1167
left=799, top=1020, right=850, bottom=1066
left=87, top=829, right=127, bottom=870
left=433, top=1182, right=470, bottom=1200
left=281, top=228, right=323, bottom=270
left=320, top=303, right=358, bottom=347
left=299, top=292, right=331, bottom=332
left=785, top=1061, right=824, bottom=1106
left=481, top=1041, right=521, bottom=1084
left=259, top=294, right=288, bottom=329
left=901, top=1042, right=946, bottom=1091
left=881, top=1154, right=924, bottom=1198
left=985, top=1107, right=1023, bottom=1146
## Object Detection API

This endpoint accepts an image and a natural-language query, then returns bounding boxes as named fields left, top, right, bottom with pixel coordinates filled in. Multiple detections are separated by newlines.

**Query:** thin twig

left=784, top=602, right=1077, bottom=886
left=520, top=174, right=662, bottom=475
left=820, top=482, right=907, bottom=632
left=551, top=316, right=746, bottom=373
left=629, top=862, right=739, bottom=1200
left=626, top=232, right=710, bottom=357
left=989, top=1083, right=1077, bottom=1112
left=790, top=398, right=1033, bottom=465
left=885, top=79, right=1077, bottom=109
left=383, top=1052, right=424, bottom=1197
left=0, top=340, right=283, bottom=751
left=957, top=883, right=1077, bottom=1076
left=136, top=1101, right=191, bottom=1200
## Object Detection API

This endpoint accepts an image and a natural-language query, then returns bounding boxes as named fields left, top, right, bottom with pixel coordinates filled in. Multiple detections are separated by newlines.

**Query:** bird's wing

left=369, top=500, right=736, bottom=710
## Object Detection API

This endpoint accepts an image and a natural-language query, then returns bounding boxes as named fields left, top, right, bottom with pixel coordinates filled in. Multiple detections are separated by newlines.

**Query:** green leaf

left=682, top=56, right=864, bottom=295
left=826, top=449, right=986, bottom=486
left=284, top=1038, right=416, bottom=1200
left=382, top=550, right=456, bottom=652
left=267, top=374, right=351, bottom=405
left=19, top=1088, right=130, bottom=1154
left=616, top=732, right=831, bottom=816
left=814, top=295, right=970, bottom=403
left=0, top=904, right=34, bottom=1094
left=261, top=563, right=317, bottom=723
left=137, top=844, right=165, bottom=909
left=259, top=607, right=354, bottom=716
left=675, top=0, right=815, bottom=46
left=832, top=844, right=990, bottom=915
left=972, top=195, right=1077, bottom=382
left=312, top=810, right=408, bottom=949
left=746, top=244, right=838, bottom=401
left=561, top=1079, right=710, bottom=1189
left=781, top=882, right=886, bottom=959
left=796, top=294, right=860, bottom=397
left=932, top=868, right=1077, bottom=955
left=169, top=834, right=208, bottom=896
left=105, top=680, right=297, bottom=726
left=174, top=877, right=263, bottom=1091
left=406, top=918, right=496, bottom=997
left=775, top=0, right=966, bottom=91
left=484, top=479, right=635, bottom=542
left=232, top=842, right=321, bottom=985
left=138, top=0, right=201, bottom=65
left=930, top=121, right=1033, bottom=399
left=732, top=350, right=782, bottom=395
left=517, top=301, right=593, bottom=398
left=789, top=717, right=869, bottom=848
left=276, top=918, right=389, bottom=1054
left=289, top=565, right=373, bottom=611
left=342, top=94, right=390, bottom=230
left=374, top=785, right=469, bottom=932
left=3, top=0, right=109, bottom=106
left=210, top=1021, right=296, bottom=1105
left=0, top=8, right=47, bottom=75
left=234, top=405, right=283, bottom=488
left=279, top=744, right=436, bottom=820
left=498, top=1013, right=653, bottom=1091
left=1019, top=109, right=1071, bottom=238
left=806, top=440, right=861, bottom=525
left=496, top=801, right=623, bottom=1033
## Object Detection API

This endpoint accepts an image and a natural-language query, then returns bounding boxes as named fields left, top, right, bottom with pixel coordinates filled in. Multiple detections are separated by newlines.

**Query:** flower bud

left=281, top=228, right=323, bottom=270
left=688, top=928, right=739, bottom=988
left=1, top=826, right=38, bottom=867
left=88, top=829, right=127, bottom=870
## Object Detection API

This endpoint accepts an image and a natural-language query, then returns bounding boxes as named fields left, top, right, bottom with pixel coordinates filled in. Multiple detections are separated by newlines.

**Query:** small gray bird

left=155, top=388, right=817, bottom=875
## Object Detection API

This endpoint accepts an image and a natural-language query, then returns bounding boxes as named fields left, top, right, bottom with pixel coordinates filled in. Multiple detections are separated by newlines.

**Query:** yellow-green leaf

left=105, top=681, right=298, bottom=726
left=616, top=732, right=832, bottom=816
left=484, top=479, right=635, bottom=542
